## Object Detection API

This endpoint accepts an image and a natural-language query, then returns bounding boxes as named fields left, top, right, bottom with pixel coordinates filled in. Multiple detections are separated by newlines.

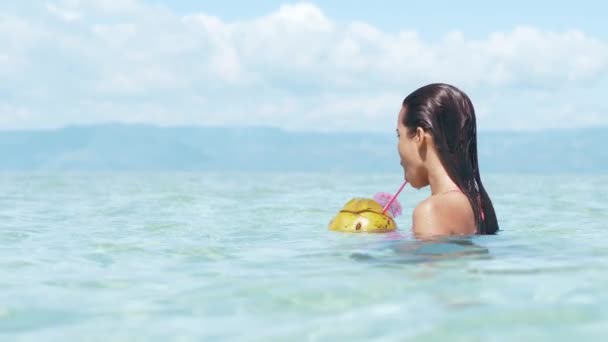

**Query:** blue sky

left=1, top=0, right=607, bottom=131
left=149, top=0, right=608, bottom=39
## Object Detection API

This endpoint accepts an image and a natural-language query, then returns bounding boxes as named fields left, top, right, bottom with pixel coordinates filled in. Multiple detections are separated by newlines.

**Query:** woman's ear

left=416, top=127, right=427, bottom=161
left=415, top=127, right=425, bottom=143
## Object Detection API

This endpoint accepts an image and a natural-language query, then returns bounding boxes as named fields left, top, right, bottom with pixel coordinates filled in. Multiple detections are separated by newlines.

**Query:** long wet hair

left=402, top=83, right=499, bottom=234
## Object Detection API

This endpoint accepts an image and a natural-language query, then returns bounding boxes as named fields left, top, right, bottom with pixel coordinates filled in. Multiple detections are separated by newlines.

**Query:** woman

left=397, top=83, right=499, bottom=237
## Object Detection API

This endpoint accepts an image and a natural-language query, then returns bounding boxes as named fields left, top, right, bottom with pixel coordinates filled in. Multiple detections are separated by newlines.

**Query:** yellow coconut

left=328, top=198, right=397, bottom=233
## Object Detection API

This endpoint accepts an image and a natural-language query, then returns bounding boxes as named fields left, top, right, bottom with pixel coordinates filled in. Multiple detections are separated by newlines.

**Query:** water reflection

left=350, top=236, right=490, bottom=264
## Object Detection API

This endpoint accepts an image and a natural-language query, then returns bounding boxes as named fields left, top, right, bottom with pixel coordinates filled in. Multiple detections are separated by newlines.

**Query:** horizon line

left=1, top=122, right=607, bottom=134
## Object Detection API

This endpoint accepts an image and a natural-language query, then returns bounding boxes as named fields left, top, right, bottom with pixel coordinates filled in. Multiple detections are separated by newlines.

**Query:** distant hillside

left=0, top=124, right=606, bottom=172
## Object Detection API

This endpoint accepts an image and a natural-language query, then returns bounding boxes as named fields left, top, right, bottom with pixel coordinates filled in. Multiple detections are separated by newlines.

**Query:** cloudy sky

left=1, top=0, right=607, bottom=131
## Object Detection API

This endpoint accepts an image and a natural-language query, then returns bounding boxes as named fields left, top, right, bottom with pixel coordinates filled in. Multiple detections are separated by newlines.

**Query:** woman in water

left=396, top=83, right=499, bottom=237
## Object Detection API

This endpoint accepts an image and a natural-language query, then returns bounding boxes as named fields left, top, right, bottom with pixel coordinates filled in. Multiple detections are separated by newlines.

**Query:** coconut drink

left=328, top=181, right=407, bottom=233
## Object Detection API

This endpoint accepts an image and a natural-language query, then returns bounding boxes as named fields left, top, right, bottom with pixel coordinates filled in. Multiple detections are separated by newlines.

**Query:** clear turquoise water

left=1, top=172, right=607, bottom=341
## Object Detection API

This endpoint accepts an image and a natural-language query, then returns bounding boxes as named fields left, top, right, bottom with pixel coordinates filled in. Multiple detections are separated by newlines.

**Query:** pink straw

left=382, top=180, right=408, bottom=215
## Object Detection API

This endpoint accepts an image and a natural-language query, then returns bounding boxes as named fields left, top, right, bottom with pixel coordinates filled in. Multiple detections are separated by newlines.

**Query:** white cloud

left=46, top=3, right=82, bottom=22
left=0, top=1, right=607, bottom=131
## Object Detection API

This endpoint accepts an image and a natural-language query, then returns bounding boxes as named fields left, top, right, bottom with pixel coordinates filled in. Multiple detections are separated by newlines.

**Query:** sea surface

left=1, top=172, right=607, bottom=341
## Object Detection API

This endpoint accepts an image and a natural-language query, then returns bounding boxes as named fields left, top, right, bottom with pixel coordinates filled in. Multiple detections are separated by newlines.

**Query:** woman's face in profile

left=397, top=106, right=428, bottom=189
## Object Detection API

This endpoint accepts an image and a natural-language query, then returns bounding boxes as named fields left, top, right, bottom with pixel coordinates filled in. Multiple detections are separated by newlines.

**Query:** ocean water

left=1, top=172, right=607, bottom=341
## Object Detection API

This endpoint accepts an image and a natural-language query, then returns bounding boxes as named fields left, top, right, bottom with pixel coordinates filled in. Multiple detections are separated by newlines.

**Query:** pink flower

left=373, top=192, right=403, bottom=217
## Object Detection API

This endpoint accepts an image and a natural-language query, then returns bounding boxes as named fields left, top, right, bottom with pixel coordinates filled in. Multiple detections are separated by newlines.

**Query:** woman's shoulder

left=412, top=193, right=475, bottom=237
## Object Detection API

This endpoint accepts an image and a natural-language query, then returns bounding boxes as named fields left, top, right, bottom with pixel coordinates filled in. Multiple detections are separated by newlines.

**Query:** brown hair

left=402, top=83, right=499, bottom=234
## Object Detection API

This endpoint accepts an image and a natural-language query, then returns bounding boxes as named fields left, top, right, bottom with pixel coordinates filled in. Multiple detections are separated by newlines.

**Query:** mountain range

left=1, top=124, right=606, bottom=173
